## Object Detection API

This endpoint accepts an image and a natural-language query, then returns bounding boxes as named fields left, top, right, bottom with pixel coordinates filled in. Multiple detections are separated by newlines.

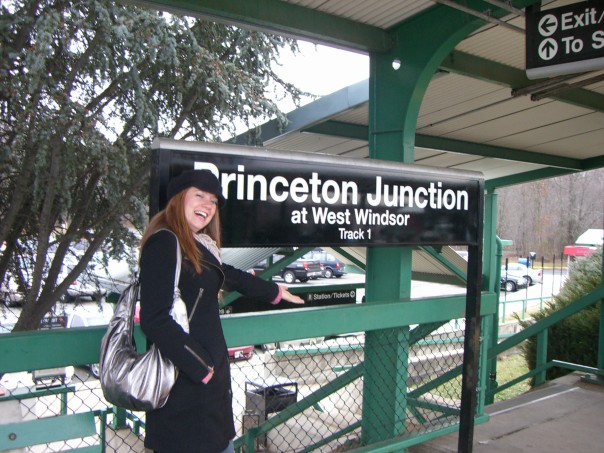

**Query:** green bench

left=0, top=411, right=101, bottom=452
left=0, top=386, right=102, bottom=452
left=0, top=384, right=77, bottom=415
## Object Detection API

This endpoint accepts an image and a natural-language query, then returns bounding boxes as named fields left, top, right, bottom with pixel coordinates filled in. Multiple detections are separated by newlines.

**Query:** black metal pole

left=458, top=181, right=484, bottom=453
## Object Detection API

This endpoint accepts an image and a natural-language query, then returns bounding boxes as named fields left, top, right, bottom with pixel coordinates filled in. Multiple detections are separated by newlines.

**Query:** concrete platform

left=410, top=372, right=604, bottom=452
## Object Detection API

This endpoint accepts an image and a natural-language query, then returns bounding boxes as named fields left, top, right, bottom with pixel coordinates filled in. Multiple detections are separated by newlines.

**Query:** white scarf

left=195, top=233, right=221, bottom=264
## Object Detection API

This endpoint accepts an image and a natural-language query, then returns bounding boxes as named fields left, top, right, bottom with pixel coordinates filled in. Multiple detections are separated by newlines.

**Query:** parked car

left=303, top=249, right=346, bottom=278
left=228, top=345, right=254, bottom=361
left=500, top=274, right=528, bottom=292
left=250, top=255, right=323, bottom=283
left=0, top=273, right=24, bottom=307
left=501, top=263, right=542, bottom=285
left=61, top=268, right=108, bottom=303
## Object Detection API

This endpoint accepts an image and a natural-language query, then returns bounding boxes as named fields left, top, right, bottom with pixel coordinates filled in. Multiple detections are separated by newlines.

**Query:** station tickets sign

left=151, top=139, right=484, bottom=247
left=227, top=288, right=357, bottom=314
left=526, top=2, right=604, bottom=79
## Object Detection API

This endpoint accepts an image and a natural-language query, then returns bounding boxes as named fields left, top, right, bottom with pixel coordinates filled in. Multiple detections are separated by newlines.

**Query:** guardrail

left=2, top=283, right=600, bottom=451
left=487, top=285, right=604, bottom=400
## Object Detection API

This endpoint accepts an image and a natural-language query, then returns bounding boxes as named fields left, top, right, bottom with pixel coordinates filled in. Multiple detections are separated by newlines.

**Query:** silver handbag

left=99, top=235, right=188, bottom=411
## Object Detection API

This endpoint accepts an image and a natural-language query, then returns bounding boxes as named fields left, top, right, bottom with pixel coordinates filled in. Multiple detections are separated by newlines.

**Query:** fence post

left=535, top=329, right=548, bottom=386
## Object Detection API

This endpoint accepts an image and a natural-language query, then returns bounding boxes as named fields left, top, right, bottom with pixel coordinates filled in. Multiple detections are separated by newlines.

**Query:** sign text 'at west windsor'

left=526, top=1, right=604, bottom=79
left=151, top=139, right=484, bottom=248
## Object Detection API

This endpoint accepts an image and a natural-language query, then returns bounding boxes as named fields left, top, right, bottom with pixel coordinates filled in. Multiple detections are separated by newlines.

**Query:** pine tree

left=0, top=0, right=305, bottom=330
left=518, top=247, right=602, bottom=383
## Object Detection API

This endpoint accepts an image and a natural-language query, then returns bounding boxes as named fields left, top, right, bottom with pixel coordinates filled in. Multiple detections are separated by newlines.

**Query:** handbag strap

left=154, top=228, right=183, bottom=295
left=173, top=238, right=182, bottom=294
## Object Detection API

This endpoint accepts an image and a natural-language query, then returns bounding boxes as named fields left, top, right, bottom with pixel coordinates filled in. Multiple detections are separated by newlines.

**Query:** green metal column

left=362, top=2, right=500, bottom=446
left=362, top=246, right=412, bottom=443
left=484, top=190, right=500, bottom=404
left=362, top=39, right=418, bottom=445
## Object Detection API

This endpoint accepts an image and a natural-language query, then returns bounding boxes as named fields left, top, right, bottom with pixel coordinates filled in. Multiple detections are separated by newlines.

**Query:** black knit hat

left=167, top=169, right=226, bottom=207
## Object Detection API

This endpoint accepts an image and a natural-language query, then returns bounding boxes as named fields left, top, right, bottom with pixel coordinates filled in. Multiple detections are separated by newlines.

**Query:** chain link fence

left=1, top=319, right=467, bottom=452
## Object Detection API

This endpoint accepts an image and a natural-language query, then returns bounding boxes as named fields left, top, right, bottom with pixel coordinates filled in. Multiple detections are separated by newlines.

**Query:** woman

left=139, top=169, right=303, bottom=453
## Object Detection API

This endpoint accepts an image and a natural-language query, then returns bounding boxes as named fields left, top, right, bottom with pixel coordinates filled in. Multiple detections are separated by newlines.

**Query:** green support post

left=479, top=315, right=492, bottom=412
left=111, top=407, right=128, bottom=430
left=362, top=247, right=412, bottom=444
left=535, top=329, right=548, bottom=386
left=484, top=191, right=500, bottom=405
left=363, top=4, right=489, bottom=447
left=363, top=36, right=417, bottom=444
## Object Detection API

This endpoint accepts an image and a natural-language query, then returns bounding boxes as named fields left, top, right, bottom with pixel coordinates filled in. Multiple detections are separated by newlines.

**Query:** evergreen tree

left=0, top=0, right=305, bottom=330
left=518, top=247, right=602, bottom=383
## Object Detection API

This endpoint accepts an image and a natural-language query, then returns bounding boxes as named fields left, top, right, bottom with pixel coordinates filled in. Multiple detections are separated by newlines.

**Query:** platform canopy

left=132, top=0, right=604, bottom=190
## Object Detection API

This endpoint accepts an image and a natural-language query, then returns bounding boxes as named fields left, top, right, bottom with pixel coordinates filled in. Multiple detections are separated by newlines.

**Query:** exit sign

left=526, top=2, right=604, bottom=79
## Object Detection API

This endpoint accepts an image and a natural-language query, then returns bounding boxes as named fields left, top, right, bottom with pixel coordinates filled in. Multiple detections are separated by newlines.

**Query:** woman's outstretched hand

left=279, top=285, right=304, bottom=304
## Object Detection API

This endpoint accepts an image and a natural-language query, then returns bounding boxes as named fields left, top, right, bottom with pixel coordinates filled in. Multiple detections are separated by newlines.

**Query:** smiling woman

left=135, top=169, right=303, bottom=452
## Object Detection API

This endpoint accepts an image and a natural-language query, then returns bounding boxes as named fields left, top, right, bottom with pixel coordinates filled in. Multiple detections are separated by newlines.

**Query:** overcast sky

left=223, top=41, right=369, bottom=139
left=272, top=40, right=369, bottom=112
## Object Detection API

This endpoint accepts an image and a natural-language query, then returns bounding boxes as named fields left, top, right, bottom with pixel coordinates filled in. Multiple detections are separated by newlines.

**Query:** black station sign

left=526, top=1, right=604, bottom=79
left=151, top=139, right=483, bottom=247
left=226, top=288, right=357, bottom=314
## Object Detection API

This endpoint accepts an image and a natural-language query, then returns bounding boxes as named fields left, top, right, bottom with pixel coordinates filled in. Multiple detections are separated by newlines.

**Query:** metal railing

left=1, top=292, right=488, bottom=452
left=487, top=285, right=604, bottom=401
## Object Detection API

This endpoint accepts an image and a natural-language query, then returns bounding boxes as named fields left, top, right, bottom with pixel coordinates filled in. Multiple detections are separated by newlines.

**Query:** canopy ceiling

left=134, top=0, right=604, bottom=189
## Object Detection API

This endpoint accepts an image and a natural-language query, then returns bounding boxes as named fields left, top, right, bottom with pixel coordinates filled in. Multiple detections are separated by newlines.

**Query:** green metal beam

left=304, top=120, right=368, bottom=141
left=223, top=294, right=497, bottom=347
left=583, top=155, right=604, bottom=171
left=304, top=120, right=586, bottom=172
left=125, top=0, right=392, bottom=53
left=441, top=50, right=529, bottom=89
left=231, top=80, right=369, bottom=146
left=0, top=293, right=498, bottom=373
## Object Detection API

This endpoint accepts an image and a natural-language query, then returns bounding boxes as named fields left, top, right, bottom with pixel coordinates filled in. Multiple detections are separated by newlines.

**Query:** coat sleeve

left=139, top=230, right=213, bottom=383
left=221, top=263, right=280, bottom=303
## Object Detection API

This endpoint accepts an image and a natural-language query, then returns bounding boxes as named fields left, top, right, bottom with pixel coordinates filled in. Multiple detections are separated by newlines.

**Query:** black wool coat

left=139, top=230, right=280, bottom=452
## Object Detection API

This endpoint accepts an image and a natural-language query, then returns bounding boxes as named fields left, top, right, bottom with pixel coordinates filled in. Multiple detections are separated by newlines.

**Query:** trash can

left=245, top=378, right=298, bottom=417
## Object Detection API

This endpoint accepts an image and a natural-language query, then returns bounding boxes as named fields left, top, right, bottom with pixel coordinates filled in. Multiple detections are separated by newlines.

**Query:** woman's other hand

left=278, top=285, right=304, bottom=304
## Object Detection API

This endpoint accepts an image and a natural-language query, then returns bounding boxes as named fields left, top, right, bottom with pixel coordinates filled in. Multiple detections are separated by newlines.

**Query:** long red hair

left=141, top=190, right=222, bottom=274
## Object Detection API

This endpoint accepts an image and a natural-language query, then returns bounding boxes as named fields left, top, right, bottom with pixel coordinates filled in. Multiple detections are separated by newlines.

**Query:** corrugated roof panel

left=283, top=0, right=434, bottom=29
left=263, top=132, right=334, bottom=152
left=315, top=139, right=368, bottom=156
left=335, top=144, right=370, bottom=158
left=414, top=147, right=442, bottom=160
left=333, top=105, right=369, bottom=125
left=287, top=132, right=349, bottom=153
left=441, top=101, right=594, bottom=145
left=491, top=112, right=604, bottom=151
left=454, top=158, right=544, bottom=180
left=418, top=76, right=511, bottom=131
left=528, top=128, right=604, bottom=158
left=457, top=14, right=526, bottom=69
left=416, top=152, right=483, bottom=168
